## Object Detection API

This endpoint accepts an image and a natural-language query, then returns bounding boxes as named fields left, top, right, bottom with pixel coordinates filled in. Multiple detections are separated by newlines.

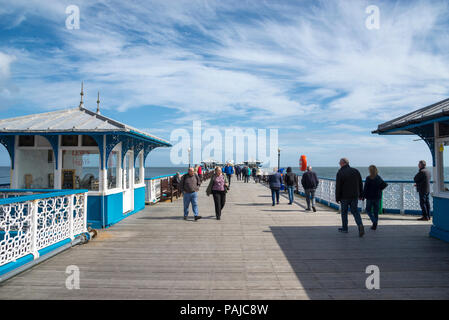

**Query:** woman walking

left=206, top=167, right=229, bottom=220
left=362, top=165, right=388, bottom=230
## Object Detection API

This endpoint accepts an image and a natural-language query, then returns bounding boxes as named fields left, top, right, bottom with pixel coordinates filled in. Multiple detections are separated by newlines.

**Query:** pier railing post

left=69, top=195, right=74, bottom=240
left=30, top=200, right=39, bottom=260
left=399, top=183, right=405, bottom=214
left=83, top=192, right=88, bottom=232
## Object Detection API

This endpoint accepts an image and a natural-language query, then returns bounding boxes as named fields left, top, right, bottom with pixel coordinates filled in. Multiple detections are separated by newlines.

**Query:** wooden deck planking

left=1, top=179, right=449, bottom=299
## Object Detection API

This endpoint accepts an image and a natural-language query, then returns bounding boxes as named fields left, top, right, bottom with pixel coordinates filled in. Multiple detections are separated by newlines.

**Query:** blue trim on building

left=0, top=189, right=88, bottom=205
left=40, top=135, right=59, bottom=169
left=0, top=254, right=34, bottom=276
left=0, top=235, right=87, bottom=277
left=0, top=135, right=14, bottom=169
left=89, top=134, right=105, bottom=169
left=145, top=172, right=188, bottom=180
left=86, top=187, right=146, bottom=229
left=430, top=196, right=449, bottom=243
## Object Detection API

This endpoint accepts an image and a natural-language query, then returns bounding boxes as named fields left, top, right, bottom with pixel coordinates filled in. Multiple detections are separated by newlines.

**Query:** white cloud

left=1, top=0, right=449, bottom=166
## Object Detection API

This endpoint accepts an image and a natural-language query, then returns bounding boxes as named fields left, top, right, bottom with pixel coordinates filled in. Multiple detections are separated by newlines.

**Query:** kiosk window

left=82, top=135, right=98, bottom=146
left=18, top=135, right=35, bottom=147
left=62, top=135, right=79, bottom=146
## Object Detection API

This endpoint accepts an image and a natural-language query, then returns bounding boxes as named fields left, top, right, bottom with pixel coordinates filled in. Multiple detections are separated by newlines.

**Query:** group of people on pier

left=174, top=158, right=433, bottom=237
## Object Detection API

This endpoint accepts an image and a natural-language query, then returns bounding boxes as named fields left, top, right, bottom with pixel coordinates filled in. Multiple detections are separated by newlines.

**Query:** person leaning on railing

left=414, top=160, right=431, bottom=221
left=172, top=172, right=182, bottom=196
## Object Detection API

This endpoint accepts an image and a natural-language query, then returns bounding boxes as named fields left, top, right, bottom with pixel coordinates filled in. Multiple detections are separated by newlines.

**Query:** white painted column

left=140, top=152, right=144, bottom=183
left=11, top=136, right=19, bottom=189
left=117, top=143, right=123, bottom=189
left=434, top=122, right=443, bottom=194
left=54, top=135, right=62, bottom=189
left=100, top=135, right=107, bottom=193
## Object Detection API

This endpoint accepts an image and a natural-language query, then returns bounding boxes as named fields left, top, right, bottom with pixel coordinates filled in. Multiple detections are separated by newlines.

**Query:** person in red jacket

left=197, top=165, right=203, bottom=182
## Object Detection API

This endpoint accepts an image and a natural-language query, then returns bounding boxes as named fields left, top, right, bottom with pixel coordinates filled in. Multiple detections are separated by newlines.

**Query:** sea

left=1, top=166, right=447, bottom=184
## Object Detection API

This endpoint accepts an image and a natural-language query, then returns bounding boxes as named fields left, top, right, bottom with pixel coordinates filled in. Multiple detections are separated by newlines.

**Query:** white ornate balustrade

left=296, top=177, right=448, bottom=214
left=0, top=189, right=88, bottom=267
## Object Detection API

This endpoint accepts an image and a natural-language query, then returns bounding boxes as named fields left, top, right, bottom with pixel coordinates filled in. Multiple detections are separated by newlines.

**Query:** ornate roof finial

left=96, top=91, right=100, bottom=114
left=79, top=81, right=84, bottom=109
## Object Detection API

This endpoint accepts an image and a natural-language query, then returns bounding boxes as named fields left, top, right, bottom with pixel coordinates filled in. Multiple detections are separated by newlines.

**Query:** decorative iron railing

left=261, top=174, right=448, bottom=214
left=0, top=189, right=88, bottom=267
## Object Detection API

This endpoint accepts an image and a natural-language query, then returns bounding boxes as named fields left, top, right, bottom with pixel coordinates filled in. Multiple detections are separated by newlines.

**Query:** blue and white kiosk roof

left=373, top=97, right=449, bottom=243
left=0, top=99, right=171, bottom=228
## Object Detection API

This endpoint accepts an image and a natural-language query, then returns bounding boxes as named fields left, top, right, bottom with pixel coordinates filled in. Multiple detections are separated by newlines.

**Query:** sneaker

left=338, top=228, right=348, bottom=233
left=272, top=203, right=275, bottom=206
left=194, top=216, right=202, bottom=221
left=305, top=208, right=311, bottom=211
left=358, top=225, right=365, bottom=237
left=312, top=206, right=316, bottom=212
left=183, top=216, right=187, bottom=220
left=371, top=223, right=377, bottom=230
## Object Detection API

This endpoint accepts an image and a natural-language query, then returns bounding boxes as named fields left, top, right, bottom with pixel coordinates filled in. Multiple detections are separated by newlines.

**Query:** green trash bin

left=379, top=192, right=384, bottom=214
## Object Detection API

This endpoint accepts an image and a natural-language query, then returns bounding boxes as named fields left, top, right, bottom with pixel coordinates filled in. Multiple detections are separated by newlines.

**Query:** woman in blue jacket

left=362, top=165, right=388, bottom=230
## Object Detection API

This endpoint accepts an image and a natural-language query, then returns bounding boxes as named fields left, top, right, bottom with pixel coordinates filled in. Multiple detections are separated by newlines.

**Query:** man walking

left=301, top=166, right=319, bottom=211
left=284, top=167, right=297, bottom=205
left=243, top=166, right=249, bottom=183
left=335, top=158, right=364, bottom=237
left=414, top=160, right=431, bottom=221
left=269, top=168, right=283, bottom=206
left=180, top=167, right=202, bottom=221
left=224, top=163, right=234, bottom=185
left=235, top=165, right=241, bottom=181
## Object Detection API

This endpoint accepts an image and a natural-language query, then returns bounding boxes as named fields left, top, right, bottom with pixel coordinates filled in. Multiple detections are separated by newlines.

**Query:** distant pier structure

left=374, top=97, right=449, bottom=243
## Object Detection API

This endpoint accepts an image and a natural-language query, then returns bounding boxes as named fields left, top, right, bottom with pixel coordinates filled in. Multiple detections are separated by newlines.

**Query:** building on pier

left=373, top=97, right=449, bottom=242
left=0, top=88, right=171, bottom=229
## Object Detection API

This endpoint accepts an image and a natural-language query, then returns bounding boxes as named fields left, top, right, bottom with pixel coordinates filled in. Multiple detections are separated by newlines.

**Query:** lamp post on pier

left=187, top=147, right=191, bottom=168
left=277, top=147, right=281, bottom=170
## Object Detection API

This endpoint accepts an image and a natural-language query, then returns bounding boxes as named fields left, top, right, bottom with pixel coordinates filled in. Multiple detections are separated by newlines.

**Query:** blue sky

left=1, top=0, right=449, bottom=167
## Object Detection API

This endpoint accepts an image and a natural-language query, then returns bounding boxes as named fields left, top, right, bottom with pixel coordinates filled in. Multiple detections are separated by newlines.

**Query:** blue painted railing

left=0, top=189, right=88, bottom=275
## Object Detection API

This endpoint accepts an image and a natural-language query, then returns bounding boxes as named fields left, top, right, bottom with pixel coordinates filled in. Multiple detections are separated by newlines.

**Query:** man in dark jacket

left=301, top=166, right=319, bottom=211
left=414, top=160, right=431, bottom=221
left=269, top=168, right=283, bottom=206
left=180, top=168, right=202, bottom=221
left=335, top=158, right=364, bottom=237
left=235, top=165, right=241, bottom=181
left=242, top=166, right=249, bottom=183
left=284, top=167, right=298, bottom=205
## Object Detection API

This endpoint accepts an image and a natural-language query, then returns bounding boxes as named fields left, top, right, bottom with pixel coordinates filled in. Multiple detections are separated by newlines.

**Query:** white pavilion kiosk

left=0, top=101, right=171, bottom=228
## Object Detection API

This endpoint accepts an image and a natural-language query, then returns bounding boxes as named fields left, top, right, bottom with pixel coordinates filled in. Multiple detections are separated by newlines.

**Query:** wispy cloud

left=0, top=0, right=447, bottom=165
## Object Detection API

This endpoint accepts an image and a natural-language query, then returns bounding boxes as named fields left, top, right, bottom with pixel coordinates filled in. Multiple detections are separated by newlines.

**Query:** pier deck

left=1, top=180, right=449, bottom=299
